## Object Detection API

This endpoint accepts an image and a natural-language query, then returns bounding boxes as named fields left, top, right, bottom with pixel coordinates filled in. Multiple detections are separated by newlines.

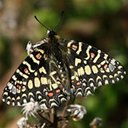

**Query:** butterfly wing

left=2, top=37, right=126, bottom=108
left=2, top=40, right=68, bottom=108
left=66, top=40, right=126, bottom=96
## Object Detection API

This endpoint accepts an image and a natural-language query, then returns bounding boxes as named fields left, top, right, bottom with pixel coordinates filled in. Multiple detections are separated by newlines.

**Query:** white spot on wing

left=109, top=63, right=116, bottom=72
left=75, top=58, right=82, bottom=66
left=7, top=82, right=17, bottom=95
left=84, top=65, right=91, bottom=75
left=76, top=42, right=82, bottom=54
left=85, top=45, right=92, bottom=60
left=93, top=50, right=101, bottom=63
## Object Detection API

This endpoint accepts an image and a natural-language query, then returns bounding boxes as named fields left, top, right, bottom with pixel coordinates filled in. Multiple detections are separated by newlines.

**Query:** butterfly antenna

left=34, top=16, right=51, bottom=31
left=54, top=11, right=65, bottom=31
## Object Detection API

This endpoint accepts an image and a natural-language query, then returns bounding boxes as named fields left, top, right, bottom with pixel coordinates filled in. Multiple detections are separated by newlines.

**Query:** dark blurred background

left=0, top=0, right=128, bottom=128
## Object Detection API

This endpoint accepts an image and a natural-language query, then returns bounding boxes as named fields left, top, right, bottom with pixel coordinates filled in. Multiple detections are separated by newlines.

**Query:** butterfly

left=2, top=29, right=126, bottom=110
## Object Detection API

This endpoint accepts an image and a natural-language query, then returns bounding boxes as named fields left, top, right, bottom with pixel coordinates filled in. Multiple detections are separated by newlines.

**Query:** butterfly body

left=2, top=30, right=126, bottom=109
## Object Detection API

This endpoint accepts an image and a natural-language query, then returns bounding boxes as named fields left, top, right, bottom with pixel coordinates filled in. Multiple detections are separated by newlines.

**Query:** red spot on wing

left=16, top=84, right=21, bottom=90
left=56, top=89, right=60, bottom=94
left=90, top=52, right=95, bottom=59
left=35, top=53, right=42, bottom=60
left=24, top=68, right=29, bottom=74
left=48, top=92, right=53, bottom=97
left=76, top=81, right=81, bottom=86
left=103, top=64, right=108, bottom=70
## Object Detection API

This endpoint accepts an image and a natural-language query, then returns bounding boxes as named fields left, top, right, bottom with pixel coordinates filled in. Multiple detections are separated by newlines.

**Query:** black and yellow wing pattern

left=2, top=30, right=126, bottom=109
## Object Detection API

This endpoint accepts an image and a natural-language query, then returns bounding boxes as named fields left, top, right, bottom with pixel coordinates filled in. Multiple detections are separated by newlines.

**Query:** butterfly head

left=47, top=30, right=57, bottom=38
left=34, top=16, right=57, bottom=39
